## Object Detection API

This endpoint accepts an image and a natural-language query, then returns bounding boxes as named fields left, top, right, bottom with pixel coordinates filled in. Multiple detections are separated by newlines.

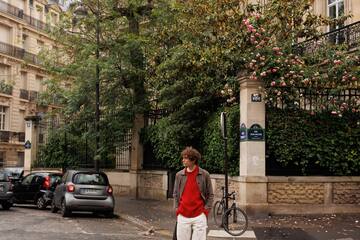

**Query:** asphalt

left=114, top=195, right=360, bottom=240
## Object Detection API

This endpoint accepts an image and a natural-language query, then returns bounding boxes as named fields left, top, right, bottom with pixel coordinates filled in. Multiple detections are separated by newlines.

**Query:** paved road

left=0, top=205, right=162, bottom=240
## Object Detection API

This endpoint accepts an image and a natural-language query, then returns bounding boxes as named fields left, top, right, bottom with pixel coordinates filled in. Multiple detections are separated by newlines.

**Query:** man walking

left=173, top=146, right=214, bottom=240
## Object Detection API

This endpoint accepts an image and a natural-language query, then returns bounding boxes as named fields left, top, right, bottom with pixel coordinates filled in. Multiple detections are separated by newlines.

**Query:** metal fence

left=34, top=116, right=132, bottom=171
left=267, top=87, right=360, bottom=112
left=115, top=130, right=132, bottom=170
left=294, top=21, right=360, bottom=54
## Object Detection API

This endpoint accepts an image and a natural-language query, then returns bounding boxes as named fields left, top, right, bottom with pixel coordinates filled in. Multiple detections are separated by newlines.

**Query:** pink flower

left=260, top=72, right=267, bottom=77
left=280, top=81, right=286, bottom=87
left=270, top=81, right=276, bottom=86
left=272, top=47, right=280, bottom=52
left=333, top=59, right=342, bottom=65
left=271, top=68, right=278, bottom=73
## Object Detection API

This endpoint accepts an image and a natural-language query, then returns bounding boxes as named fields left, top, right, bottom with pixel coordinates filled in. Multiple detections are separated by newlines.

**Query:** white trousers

left=177, top=213, right=207, bottom=240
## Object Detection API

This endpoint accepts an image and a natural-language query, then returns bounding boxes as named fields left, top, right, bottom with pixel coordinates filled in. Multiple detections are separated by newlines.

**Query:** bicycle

left=213, top=186, right=248, bottom=236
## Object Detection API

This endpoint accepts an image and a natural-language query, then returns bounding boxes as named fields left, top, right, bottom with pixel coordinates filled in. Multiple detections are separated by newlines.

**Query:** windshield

left=73, top=173, right=108, bottom=186
left=0, top=172, right=8, bottom=181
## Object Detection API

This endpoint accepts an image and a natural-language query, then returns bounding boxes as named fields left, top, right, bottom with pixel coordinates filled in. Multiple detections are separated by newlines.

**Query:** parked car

left=51, top=170, right=115, bottom=217
left=13, top=171, right=62, bottom=209
left=0, top=170, right=13, bottom=210
left=2, top=167, right=24, bottom=184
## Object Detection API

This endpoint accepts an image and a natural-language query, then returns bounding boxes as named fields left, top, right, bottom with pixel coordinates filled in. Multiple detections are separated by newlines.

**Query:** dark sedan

left=0, top=170, right=13, bottom=210
left=13, top=171, right=62, bottom=209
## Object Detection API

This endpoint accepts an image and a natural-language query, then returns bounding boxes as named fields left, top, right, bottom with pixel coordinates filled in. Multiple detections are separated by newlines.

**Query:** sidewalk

left=114, top=195, right=360, bottom=240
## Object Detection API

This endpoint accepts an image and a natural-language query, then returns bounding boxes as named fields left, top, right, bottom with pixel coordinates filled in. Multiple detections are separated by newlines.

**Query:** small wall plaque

left=251, top=93, right=262, bottom=102
left=247, top=124, right=265, bottom=141
left=24, top=140, right=31, bottom=149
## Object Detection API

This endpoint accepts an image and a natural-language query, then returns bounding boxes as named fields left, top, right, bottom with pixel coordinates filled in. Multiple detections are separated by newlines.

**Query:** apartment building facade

left=0, top=0, right=63, bottom=167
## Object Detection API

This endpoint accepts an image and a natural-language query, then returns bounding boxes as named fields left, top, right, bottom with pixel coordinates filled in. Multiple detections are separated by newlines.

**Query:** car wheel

left=36, top=196, right=47, bottom=210
left=2, top=201, right=13, bottom=210
left=50, top=199, right=58, bottom=213
left=60, top=199, right=71, bottom=217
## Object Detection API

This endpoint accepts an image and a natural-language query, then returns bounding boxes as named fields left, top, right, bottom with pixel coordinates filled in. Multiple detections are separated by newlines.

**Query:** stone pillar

left=129, top=114, right=145, bottom=198
left=23, top=116, right=40, bottom=174
left=239, top=77, right=268, bottom=216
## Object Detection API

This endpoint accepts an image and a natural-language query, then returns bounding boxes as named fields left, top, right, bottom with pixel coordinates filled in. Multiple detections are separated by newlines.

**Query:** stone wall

left=106, top=170, right=360, bottom=214
left=106, top=170, right=168, bottom=200
left=137, top=170, right=168, bottom=200
left=211, top=175, right=360, bottom=215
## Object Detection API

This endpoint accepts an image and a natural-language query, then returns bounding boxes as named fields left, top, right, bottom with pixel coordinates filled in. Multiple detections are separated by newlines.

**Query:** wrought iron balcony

left=294, top=21, right=360, bottom=55
left=0, top=130, right=10, bottom=142
left=29, top=91, right=39, bottom=102
left=20, top=89, right=29, bottom=100
left=0, top=0, right=50, bottom=32
left=0, top=41, right=40, bottom=65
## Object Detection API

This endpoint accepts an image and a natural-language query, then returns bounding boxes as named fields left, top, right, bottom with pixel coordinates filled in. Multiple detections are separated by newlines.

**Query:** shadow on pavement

left=254, top=227, right=317, bottom=240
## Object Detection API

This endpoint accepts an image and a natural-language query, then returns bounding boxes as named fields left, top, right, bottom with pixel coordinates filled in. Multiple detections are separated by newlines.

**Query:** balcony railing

left=0, top=131, right=26, bottom=143
left=295, top=21, right=360, bottom=55
left=0, top=0, right=50, bottom=32
left=0, top=130, right=10, bottom=142
left=20, top=89, right=29, bottom=100
left=0, top=41, right=40, bottom=65
left=29, top=90, right=38, bottom=102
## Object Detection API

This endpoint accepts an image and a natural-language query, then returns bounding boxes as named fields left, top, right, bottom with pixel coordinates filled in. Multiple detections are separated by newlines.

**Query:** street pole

left=94, top=0, right=100, bottom=172
left=220, top=112, right=229, bottom=211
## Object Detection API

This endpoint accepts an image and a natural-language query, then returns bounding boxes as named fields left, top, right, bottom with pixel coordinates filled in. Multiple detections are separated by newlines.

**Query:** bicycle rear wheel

left=213, top=201, right=224, bottom=227
left=222, top=207, right=248, bottom=236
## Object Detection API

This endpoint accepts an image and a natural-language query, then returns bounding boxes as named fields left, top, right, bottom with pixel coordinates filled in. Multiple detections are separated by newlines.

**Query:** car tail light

left=43, top=176, right=50, bottom=190
left=107, top=185, right=113, bottom=195
left=66, top=183, right=75, bottom=192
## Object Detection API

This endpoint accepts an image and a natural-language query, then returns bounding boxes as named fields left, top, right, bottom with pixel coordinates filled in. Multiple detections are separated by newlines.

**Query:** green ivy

left=0, top=81, right=13, bottom=95
left=267, top=108, right=360, bottom=175
left=142, top=104, right=240, bottom=174
left=202, top=105, right=239, bottom=176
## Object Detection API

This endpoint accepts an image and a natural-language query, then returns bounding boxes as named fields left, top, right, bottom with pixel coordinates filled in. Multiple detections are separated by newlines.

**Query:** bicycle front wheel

left=222, top=207, right=248, bottom=236
left=213, top=201, right=224, bottom=227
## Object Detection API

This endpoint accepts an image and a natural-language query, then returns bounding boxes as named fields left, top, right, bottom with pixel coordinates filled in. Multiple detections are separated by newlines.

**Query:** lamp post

left=74, top=0, right=100, bottom=172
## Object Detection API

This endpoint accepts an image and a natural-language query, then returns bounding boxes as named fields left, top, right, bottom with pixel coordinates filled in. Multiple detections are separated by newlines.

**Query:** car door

left=54, top=172, right=68, bottom=206
left=13, top=173, right=35, bottom=202
left=28, top=174, right=44, bottom=201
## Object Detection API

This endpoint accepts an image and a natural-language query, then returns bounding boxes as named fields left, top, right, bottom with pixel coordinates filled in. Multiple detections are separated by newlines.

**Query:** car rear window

left=0, top=172, right=8, bottom=181
left=50, top=175, right=62, bottom=185
left=73, top=173, right=108, bottom=185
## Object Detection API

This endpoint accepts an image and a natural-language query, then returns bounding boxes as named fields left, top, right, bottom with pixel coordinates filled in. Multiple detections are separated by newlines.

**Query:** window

left=0, top=64, right=10, bottom=82
left=37, top=40, right=44, bottom=53
left=35, top=75, right=43, bottom=92
left=0, top=106, right=8, bottom=130
left=22, top=34, right=29, bottom=50
left=328, top=0, right=344, bottom=44
left=0, top=152, right=4, bottom=168
left=0, top=24, right=11, bottom=44
left=21, top=71, right=27, bottom=89
left=328, top=0, right=344, bottom=30
left=17, top=152, right=24, bottom=167
left=22, top=174, right=35, bottom=185
left=19, top=110, right=25, bottom=132
left=35, top=5, right=43, bottom=21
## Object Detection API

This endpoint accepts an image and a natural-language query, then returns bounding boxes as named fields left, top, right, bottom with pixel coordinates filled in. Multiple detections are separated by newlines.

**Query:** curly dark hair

left=181, top=146, right=201, bottom=164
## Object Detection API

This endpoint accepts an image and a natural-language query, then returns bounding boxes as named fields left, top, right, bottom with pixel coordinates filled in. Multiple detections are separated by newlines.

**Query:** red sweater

left=176, top=166, right=208, bottom=217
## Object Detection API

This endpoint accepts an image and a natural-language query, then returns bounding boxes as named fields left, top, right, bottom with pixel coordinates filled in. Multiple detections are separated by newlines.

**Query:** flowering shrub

left=240, top=4, right=360, bottom=114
